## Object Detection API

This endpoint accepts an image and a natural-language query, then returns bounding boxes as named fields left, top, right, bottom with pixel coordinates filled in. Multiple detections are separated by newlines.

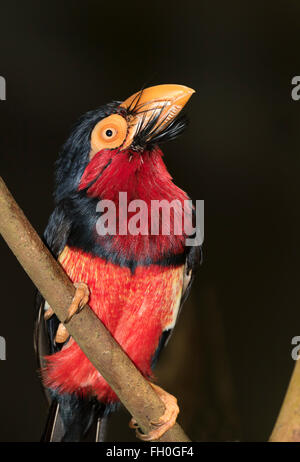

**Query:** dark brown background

left=0, top=0, right=299, bottom=442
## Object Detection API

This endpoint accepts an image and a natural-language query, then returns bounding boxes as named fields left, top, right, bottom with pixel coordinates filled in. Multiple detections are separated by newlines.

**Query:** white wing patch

left=164, top=265, right=185, bottom=331
left=163, top=263, right=192, bottom=331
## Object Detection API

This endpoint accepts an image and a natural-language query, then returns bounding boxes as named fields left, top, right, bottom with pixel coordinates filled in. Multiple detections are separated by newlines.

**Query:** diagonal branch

left=0, top=176, right=190, bottom=442
left=269, top=358, right=300, bottom=442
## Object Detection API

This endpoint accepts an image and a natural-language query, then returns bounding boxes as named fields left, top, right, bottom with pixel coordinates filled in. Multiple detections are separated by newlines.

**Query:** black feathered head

left=54, top=84, right=194, bottom=203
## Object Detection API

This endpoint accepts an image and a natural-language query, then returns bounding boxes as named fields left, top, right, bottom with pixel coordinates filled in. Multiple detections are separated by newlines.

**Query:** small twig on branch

left=270, top=359, right=300, bottom=442
left=0, top=176, right=190, bottom=442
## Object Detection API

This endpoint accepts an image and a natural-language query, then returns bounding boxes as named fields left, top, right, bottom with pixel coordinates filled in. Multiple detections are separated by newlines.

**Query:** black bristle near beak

left=124, top=89, right=189, bottom=150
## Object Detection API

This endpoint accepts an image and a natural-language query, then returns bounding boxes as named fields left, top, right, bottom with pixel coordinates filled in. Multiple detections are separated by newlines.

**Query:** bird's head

left=89, top=84, right=194, bottom=155
left=54, top=84, right=194, bottom=202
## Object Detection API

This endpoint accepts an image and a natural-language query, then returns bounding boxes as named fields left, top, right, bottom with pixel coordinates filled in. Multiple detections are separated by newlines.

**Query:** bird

left=34, top=84, right=201, bottom=442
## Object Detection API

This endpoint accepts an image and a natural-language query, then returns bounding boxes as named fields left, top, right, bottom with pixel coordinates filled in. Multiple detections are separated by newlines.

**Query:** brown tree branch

left=0, top=176, right=190, bottom=442
left=269, top=359, right=300, bottom=442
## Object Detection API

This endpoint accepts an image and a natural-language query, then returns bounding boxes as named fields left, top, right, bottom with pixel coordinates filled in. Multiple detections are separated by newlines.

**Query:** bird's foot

left=44, top=305, right=54, bottom=320
left=129, top=382, right=179, bottom=441
left=44, top=282, right=90, bottom=344
left=63, top=282, right=90, bottom=323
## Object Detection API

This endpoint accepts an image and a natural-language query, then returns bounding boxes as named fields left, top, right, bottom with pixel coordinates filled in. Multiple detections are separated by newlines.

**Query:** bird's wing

left=43, top=201, right=72, bottom=258
left=151, top=243, right=202, bottom=367
left=34, top=202, right=72, bottom=385
left=179, top=243, right=202, bottom=314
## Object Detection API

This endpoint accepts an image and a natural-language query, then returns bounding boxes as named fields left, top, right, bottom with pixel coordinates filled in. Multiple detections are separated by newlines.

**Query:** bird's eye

left=102, top=127, right=117, bottom=140
left=90, top=114, right=128, bottom=155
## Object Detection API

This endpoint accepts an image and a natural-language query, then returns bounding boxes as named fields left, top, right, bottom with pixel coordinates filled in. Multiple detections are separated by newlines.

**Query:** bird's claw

left=44, top=282, right=90, bottom=344
left=44, top=306, right=54, bottom=320
left=129, top=418, right=140, bottom=429
left=64, top=282, right=90, bottom=324
left=129, top=383, right=179, bottom=441
left=55, top=323, right=70, bottom=344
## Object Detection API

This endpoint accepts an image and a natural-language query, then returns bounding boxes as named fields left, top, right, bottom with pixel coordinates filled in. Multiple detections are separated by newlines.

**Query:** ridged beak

left=120, top=84, right=195, bottom=148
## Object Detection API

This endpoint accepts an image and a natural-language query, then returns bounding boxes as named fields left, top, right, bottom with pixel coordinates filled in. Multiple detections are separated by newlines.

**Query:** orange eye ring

left=91, top=114, right=128, bottom=154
